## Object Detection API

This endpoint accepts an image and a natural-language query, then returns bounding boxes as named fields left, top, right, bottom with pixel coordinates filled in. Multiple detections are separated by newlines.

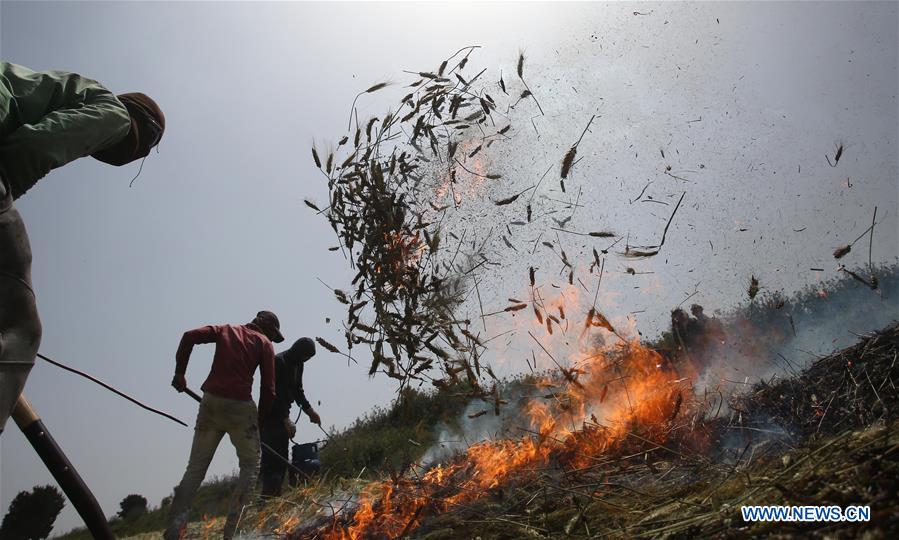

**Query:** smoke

left=419, top=385, right=543, bottom=468
left=419, top=401, right=506, bottom=468
left=713, top=415, right=791, bottom=466
left=692, top=264, right=899, bottom=397
left=774, top=271, right=899, bottom=358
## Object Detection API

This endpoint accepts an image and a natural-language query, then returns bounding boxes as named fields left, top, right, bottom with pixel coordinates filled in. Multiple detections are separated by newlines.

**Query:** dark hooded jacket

left=269, top=340, right=313, bottom=421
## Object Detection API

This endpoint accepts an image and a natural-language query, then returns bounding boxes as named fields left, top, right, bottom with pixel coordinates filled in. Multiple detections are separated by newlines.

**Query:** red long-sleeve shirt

left=175, top=324, right=276, bottom=417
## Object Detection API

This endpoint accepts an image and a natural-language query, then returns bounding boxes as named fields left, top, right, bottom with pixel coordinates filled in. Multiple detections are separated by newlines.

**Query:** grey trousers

left=0, top=178, right=41, bottom=434
left=164, top=392, right=261, bottom=539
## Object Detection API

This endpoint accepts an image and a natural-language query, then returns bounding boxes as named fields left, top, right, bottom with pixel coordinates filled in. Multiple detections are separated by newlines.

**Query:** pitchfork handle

left=13, top=394, right=114, bottom=539
left=184, top=387, right=203, bottom=403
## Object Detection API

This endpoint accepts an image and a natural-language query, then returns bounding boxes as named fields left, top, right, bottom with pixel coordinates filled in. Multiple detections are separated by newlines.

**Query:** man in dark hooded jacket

left=260, top=337, right=320, bottom=496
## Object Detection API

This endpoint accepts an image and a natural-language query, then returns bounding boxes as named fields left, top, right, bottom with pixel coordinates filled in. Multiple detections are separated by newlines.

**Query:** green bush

left=1, top=485, right=65, bottom=539
left=117, top=494, right=148, bottom=520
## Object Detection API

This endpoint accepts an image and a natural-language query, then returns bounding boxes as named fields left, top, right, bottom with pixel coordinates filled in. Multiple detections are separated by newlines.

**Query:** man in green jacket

left=0, top=61, right=164, bottom=434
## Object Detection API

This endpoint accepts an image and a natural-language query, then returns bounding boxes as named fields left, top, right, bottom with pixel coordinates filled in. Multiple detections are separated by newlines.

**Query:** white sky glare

left=1, top=1, right=897, bottom=535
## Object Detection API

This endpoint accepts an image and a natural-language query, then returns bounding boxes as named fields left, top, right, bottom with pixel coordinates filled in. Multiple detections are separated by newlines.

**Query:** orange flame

left=291, top=278, right=721, bottom=539
left=308, top=326, right=710, bottom=538
left=199, top=514, right=221, bottom=539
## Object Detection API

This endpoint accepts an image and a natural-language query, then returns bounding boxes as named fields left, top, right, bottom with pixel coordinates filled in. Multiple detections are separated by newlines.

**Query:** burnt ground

left=411, top=323, right=899, bottom=539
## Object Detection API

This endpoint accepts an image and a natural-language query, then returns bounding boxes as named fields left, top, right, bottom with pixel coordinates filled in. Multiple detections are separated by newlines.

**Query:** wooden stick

left=868, top=206, right=877, bottom=271
left=13, top=394, right=115, bottom=539
left=657, top=191, right=686, bottom=249
left=37, top=352, right=187, bottom=427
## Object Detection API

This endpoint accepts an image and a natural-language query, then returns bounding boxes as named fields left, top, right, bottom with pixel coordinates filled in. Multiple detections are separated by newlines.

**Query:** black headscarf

left=285, top=337, right=316, bottom=365
left=92, top=93, right=165, bottom=166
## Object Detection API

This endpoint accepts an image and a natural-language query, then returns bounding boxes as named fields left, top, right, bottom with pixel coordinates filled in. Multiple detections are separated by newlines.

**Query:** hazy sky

left=1, top=1, right=897, bottom=535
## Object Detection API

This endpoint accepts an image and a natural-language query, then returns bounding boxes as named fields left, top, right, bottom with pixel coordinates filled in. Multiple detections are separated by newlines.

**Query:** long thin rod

left=37, top=352, right=187, bottom=427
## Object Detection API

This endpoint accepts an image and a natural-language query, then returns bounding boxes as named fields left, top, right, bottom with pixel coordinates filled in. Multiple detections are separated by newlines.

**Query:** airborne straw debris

left=748, top=275, right=760, bottom=300
left=560, top=114, right=596, bottom=179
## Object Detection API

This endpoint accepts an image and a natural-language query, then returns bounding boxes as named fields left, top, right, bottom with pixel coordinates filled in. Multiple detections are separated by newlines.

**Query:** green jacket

left=0, top=62, right=131, bottom=199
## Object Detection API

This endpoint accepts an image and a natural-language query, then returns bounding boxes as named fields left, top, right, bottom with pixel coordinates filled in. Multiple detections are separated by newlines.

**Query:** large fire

left=288, top=284, right=717, bottom=539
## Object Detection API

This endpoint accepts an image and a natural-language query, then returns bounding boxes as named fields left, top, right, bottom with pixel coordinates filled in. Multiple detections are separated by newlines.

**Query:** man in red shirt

left=164, top=311, right=282, bottom=540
